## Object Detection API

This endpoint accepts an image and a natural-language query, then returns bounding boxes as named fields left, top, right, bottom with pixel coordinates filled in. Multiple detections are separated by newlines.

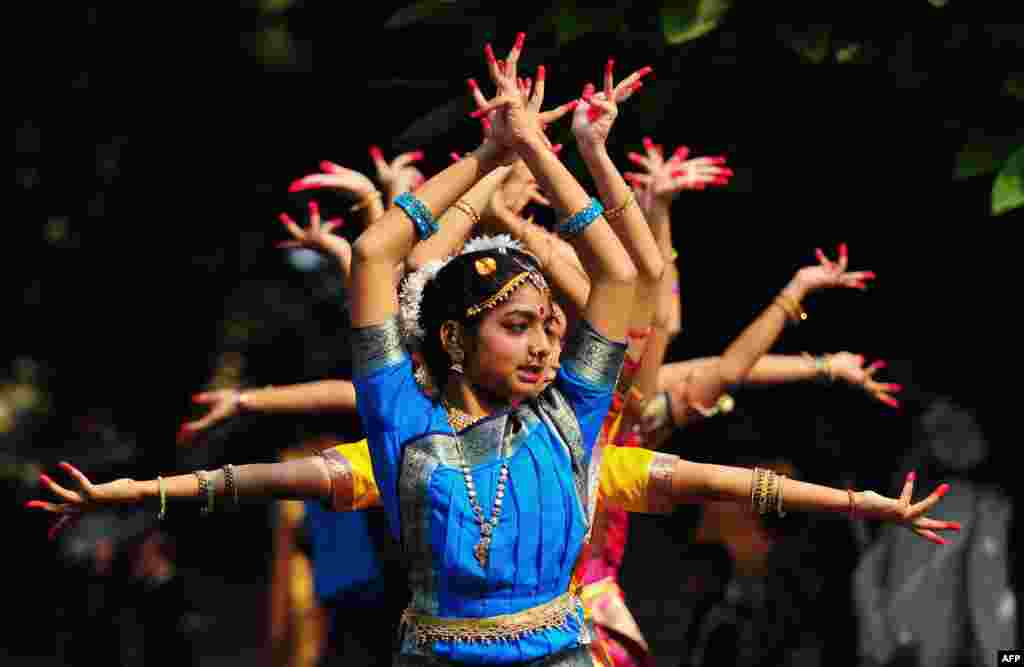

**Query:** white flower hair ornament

left=398, top=234, right=525, bottom=349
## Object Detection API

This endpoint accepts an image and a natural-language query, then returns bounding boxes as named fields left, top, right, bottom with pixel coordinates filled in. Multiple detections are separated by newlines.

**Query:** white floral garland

left=398, top=234, right=523, bottom=349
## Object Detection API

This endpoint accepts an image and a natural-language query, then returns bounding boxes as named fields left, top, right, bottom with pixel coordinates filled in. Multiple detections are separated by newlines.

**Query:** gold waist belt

left=401, top=592, right=582, bottom=645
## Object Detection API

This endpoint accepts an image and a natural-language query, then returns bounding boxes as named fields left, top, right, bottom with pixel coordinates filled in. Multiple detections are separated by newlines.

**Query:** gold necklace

left=442, top=398, right=485, bottom=432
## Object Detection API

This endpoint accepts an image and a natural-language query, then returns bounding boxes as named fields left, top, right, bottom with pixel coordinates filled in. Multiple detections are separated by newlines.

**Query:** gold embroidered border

left=466, top=272, right=530, bottom=317
left=647, top=453, right=679, bottom=514
left=401, top=592, right=580, bottom=645
left=319, top=449, right=354, bottom=512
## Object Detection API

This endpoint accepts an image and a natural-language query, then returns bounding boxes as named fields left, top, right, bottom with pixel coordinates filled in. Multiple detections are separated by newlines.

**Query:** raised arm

left=570, top=63, right=661, bottom=340
left=404, top=164, right=510, bottom=273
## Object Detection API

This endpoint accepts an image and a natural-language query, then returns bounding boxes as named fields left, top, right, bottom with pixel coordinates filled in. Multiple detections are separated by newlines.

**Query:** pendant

left=474, top=536, right=491, bottom=569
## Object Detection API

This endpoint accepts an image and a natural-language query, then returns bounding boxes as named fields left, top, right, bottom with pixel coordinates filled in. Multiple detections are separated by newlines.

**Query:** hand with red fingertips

left=471, top=33, right=575, bottom=164
left=288, top=160, right=378, bottom=201
left=853, top=474, right=960, bottom=544
left=792, top=243, right=876, bottom=296
left=825, top=352, right=904, bottom=409
left=275, top=200, right=352, bottom=274
left=176, top=388, right=243, bottom=444
left=27, top=462, right=145, bottom=540
left=627, top=140, right=732, bottom=214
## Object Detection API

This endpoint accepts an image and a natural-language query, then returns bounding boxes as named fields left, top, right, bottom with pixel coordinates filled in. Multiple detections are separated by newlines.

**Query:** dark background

left=7, top=3, right=1021, bottom=665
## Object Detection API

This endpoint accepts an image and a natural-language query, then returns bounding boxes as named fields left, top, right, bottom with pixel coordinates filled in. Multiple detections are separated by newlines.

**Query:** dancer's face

left=466, top=286, right=556, bottom=402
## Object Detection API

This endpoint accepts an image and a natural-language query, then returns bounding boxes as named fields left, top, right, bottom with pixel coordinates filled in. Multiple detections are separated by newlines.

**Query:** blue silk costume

left=351, top=316, right=626, bottom=665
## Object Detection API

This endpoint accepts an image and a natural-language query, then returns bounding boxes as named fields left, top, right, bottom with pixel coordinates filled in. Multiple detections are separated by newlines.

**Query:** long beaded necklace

left=443, top=398, right=510, bottom=569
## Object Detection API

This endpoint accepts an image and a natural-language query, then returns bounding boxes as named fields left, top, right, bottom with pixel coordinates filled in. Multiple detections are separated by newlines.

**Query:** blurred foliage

left=992, top=146, right=1024, bottom=216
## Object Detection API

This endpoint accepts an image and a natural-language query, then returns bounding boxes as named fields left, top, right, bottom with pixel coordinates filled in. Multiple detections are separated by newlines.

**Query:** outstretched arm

left=28, top=459, right=335, bottom=538
left=668, top=461, right=958, bottom=544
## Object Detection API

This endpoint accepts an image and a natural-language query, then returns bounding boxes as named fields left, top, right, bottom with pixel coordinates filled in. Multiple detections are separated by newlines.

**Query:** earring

left=450, top=349, right=464, bottom=375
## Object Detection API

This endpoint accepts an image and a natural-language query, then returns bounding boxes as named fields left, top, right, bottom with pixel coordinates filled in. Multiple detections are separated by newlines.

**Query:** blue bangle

left=394, top=192, right=439, bottom=240
left=557, top=197, right=603, bottom=238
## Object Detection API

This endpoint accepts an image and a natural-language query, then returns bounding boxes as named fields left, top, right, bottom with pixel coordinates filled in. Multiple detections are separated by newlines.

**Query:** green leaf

left=384, top=1, right=465, bottom=29
left=660, top=0, right=733, bottom=46
left=953, top=130, right=1024, bottom=180
left=992, top=146, right=1024, bottom=216
left=776, top=23, right=832, bottom=63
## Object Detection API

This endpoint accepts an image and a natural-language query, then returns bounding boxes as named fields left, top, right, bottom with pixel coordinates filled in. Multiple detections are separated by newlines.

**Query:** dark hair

left=417, top=247, right=544, bottom=390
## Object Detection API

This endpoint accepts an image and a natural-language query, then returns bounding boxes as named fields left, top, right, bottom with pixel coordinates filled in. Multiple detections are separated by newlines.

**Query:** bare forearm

left=671, top=459, right=854, bottom=515
left=716, top=278, right=807, bottom=386
left=241, top=380, right=357, bottom=415
left=135, top=457, right=332, bottom=505
left=351, top=146, right=500, bottom=326
left=407, top=167, right=509, bottom=272
left=580, top=144, right=664, bottom=285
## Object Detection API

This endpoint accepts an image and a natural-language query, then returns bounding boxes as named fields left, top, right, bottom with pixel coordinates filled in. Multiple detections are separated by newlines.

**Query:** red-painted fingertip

left=906, top=471, right=916, bottom=483
left=839, top=242, right=848, bottom=259
left=319, top=160, right=343, bottom=174
left=606, top=58, right=615, bottom=76
left=287, top=178, right=308, bottom=193
left=565, top=99, right=579, bottom=111
left=410, top=150, right=425, bottom=162
left=883, top=397, right=900, bottom=409
left=484, top=43, right=496, bottom=63
left=712, top=176, right=730, bottom=186
left=369, top=146, right=384, bottom=162
left=278, top=212, right=294, bottom=226
left=514, top=32, right=526, bottom=51
left=308, top=200, right=320, bottom=217
left=937, top=483, right=951, bottom=497
left=466, top=78, right=478, bottom=91
left=863, top=271, right=877, bottom=280
left=949, top=521, right=961, bottom=531
left=674, top=146, right=689, bottom=159
left=551, top=144, right=563, bottom=154
left=176, top=424, right=193, bottom=442
left=629, top=81, right=644, bottom=93
left=25, top=500, right=45, bottom=510
left=637, top=66, right=653, bottom=78
left=642, top=136, right=654, bottom=151
left=537, top=65, right=545, bottom=81
left=469, top=108, right=488, bottom=119
left=480, top=117, right=492, bottom=132
left=872, top=360, right=888, bottom=370
left=324, top=217, right=344, bottom=228
left=889, top=383, right=904, bottom=392
left=39, top=474, right=53, bottom=488
left=710, top=156, right=728, bottom=165
left=450, top=152, right=461, bottom=162
left=935, top=536, right=949, bottom=545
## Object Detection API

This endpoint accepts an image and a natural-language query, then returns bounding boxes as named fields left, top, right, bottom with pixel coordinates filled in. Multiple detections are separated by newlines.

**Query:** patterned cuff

left=562, top=319, right=626, bottom=390
left=646, top=453, right=679, bottom=514
left=394, top=192, right=439, bottom=240
left=319, top=449, right=355, bottom=512
left=351, top=316, right=407, bottom=377
left=557, top=198, right=603, bottom=238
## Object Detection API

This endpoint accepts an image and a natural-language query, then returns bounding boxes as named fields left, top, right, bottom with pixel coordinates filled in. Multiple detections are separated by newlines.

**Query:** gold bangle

left=774, top=293, right=807, bottom=323
left=194, top=471, right=211, bottom=517
left=776, top=474, right=787, bottom=517
left=157, top=476, right=167, bottom=521
left=451, top=199, right=480, bottom=226
left=349, top=191, right=382, bottom=213
left=603, top=192, right=635, bottom=222
left=847, top=488, right=858, bottom=519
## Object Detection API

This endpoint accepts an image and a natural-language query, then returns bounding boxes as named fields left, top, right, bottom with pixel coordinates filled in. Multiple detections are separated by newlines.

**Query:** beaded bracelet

left=222, top=464, right=239, bottom=510
left=394, top=192, right=439, bottom=240
left=451, top=199, right=481, bottom=226
left=557, top=198, right=603, bottom=238
left=194, top=471, right=211, bottom=516
left=157, top=476, right=167, bottom=521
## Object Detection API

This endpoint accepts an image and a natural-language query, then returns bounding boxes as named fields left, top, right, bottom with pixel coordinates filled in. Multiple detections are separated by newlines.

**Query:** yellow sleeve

left=319, top=439, right=382, bottom=512
left=598, top=445, right=679, bottom=514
